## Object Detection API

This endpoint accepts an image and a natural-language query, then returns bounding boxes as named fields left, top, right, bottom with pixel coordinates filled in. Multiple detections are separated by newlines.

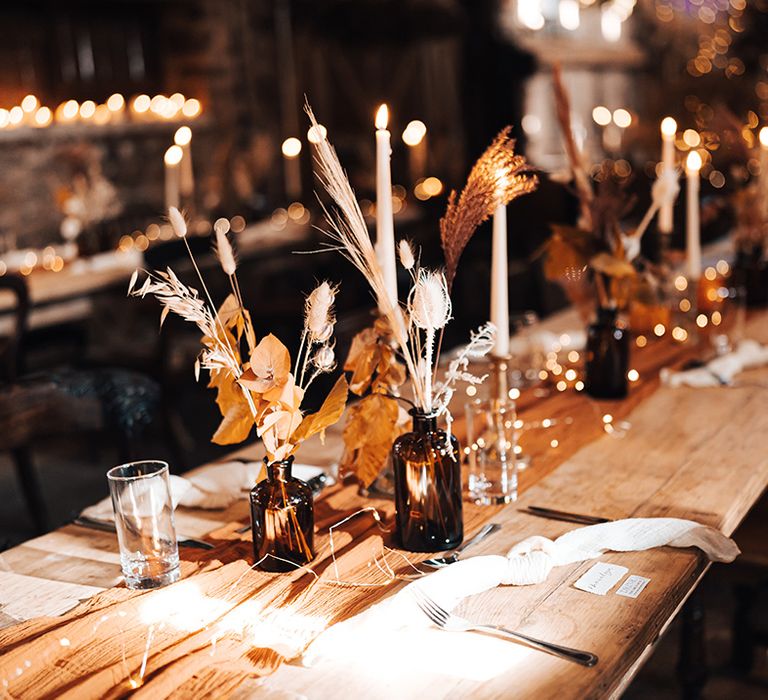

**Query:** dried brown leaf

left=341, top=393, right=401, bottom=486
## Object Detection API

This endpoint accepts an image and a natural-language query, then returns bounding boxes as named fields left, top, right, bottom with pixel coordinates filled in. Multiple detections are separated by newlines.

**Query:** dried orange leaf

left=290, top=375, right=348, bottom=445
left=241, top=334, right=291, bottom=393
left=212, top=402, right=254, bottom=444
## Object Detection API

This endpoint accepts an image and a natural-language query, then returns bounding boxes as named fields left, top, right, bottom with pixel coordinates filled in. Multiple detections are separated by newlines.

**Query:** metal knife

left=235, top=472, right=330, bottom=534
left=521, top=506, right=611, bottom=526
left=72, top=516, right=215, bottom=550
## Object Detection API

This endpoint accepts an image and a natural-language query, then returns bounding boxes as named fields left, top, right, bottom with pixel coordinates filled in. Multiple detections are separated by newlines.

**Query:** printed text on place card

left=573, top=562, right=628, bottom=596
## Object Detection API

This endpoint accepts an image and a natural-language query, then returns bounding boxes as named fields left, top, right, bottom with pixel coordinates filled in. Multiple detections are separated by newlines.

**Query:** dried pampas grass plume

left=168, top=206, right=187, bottom=238
left=305, top=101, right=426, bottom=408
left=552, top=63, right=593, bottom=230
left=440, top=128, right=538, bottom=289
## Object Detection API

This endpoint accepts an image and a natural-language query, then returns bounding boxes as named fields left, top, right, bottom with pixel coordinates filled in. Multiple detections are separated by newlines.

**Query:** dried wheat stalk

left=440, top=127, right=538, bottom=289
left=552, top=63, right=594, bottom=230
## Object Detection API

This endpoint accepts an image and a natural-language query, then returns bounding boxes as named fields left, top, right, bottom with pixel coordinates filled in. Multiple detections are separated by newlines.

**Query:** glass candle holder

left=465, top=398, right=519, bottom=505
left=107, top=460, right=180, bottom=590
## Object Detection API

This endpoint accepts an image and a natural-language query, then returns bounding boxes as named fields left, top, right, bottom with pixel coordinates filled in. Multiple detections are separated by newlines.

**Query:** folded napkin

left=81, top=461, right=329, bottom=521
left=661, top=340, right=768, bottom=388
left=304, top=517, right=738, bottom=666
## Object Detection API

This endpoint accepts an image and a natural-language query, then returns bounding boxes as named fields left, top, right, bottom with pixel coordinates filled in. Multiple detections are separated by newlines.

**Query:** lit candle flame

left=686, top=150, right=702, bottom=172
left=281, top=137, right=302, bottom=157
left=174, top=125, right=192, bottom=146
left=760, top=126, right=768, bottom=148
left=164, top=145, right=183, bottom=166
left=375, top=104, right=389, bottom=131
left=402, top=119, right=426, bottom=146
left=661, top=117, right=677, bottom=137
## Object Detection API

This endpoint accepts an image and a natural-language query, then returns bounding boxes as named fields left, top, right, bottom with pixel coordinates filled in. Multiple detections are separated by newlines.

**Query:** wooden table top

left=0, top=305, right=766, bottom=700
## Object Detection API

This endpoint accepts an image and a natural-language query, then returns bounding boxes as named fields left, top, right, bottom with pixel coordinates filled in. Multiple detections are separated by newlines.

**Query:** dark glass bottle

left=392, top=410, right=463, bottom=552
left=585, top=306, right=629, bottom=400
left=733, top=246, right=768, bottom=308
left=250, top=456, right=314, bottom=572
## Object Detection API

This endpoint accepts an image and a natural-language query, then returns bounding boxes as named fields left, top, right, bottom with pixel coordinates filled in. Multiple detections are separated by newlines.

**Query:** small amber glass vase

left=250, top=456, right=314, bottom=572
left=585, top=306, right=629, bottom=400
left=392, top=409, right=463, bottom=552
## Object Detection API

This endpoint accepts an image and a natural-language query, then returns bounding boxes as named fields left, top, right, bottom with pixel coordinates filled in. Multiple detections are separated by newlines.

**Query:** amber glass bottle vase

left=585, top=306, right=629, bottom=400
left=392, top=410, right=463, bottom=552
left=250, top=456, right=314, bottom=572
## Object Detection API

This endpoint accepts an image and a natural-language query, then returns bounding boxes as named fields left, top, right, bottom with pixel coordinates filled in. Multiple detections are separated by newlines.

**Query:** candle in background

left=21, top=94, right=38, bottom=126
left=107, top=93, right=125, bottom=123
left=685, top=150, right=702, bottom=280
left=375, top=103, right=398, bottom=308
left=281, top=137, right=302, bottom=201
left=659, top=117, right=677, bottom=233
left=164, top=145, right=183, bottom=212
left=402, top=119, right=427, bottom=184
left=174, top=126, right=195, bottom=199
left=491, top=176, right=510, bottom=357
left=307, top=121, right=327, bottom=186
left=759, top=127, right=768, bottom=219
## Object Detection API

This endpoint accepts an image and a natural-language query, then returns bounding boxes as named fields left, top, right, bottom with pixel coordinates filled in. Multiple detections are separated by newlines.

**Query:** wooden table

left=0, top=307, right=766, bottom=699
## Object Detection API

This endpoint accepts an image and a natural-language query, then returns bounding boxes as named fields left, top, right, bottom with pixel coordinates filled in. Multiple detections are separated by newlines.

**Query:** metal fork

left=412, top=587, right=598, bottom=667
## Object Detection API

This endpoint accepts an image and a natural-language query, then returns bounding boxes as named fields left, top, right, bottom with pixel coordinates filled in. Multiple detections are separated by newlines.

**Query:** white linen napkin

left=303, top=517, right=738, bottom=666
left=81, top=461, right=330, bottom=521
left=661, top=339, right=768, bottom=388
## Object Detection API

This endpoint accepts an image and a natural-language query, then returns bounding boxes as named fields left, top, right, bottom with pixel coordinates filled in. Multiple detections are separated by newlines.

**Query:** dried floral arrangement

left=676, top=103, right=767, bottom=256
left=542, top=64, right=680, bottom=312
left=732, top=184, right=768, bottom=253
left=305, top=105, right=537, bottom=485
left=129, top=208, right=348, bottom=467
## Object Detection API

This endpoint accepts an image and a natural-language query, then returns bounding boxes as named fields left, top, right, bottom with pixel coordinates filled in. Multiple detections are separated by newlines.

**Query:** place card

left=573, top=562, right=628, bottom=596
left=616, top=575, right=651, bottom=599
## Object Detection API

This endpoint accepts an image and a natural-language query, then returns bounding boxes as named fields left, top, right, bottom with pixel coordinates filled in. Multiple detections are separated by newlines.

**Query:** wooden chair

left=0, top=275, right=162, bottom=534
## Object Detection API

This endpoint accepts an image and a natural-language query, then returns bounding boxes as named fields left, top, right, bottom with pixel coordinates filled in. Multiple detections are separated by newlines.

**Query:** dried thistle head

left=408, top=270, right=452, bottom=331
left=440, top=128, right=538, bottom=288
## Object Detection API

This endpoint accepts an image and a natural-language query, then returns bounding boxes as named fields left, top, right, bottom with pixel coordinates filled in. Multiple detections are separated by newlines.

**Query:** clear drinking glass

left=708, top=284, right=747, bottom=356
left=107, top=460, right=180, bottom=589
left=465, top=398, right=519, bottom=505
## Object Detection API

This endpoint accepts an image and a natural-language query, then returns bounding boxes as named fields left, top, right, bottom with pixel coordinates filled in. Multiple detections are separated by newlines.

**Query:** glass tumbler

left=708, top=284, right=747, bottom=356
left=465, top=398, right=519, bottom=505
left=107, top=460, right=180, bottom=589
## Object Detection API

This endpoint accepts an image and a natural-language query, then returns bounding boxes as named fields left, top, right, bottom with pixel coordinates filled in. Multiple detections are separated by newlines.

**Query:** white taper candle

left=375, top=104, right=398, bottom=309
left=164, top=145, right=183, bottom=212
left=685, top=150, right=702, bottom=280
left=759, top=127, right=768, bottom=220
left=491, top=201, right=510, bottom=357
left=659, top=117, right=677, bottom=234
